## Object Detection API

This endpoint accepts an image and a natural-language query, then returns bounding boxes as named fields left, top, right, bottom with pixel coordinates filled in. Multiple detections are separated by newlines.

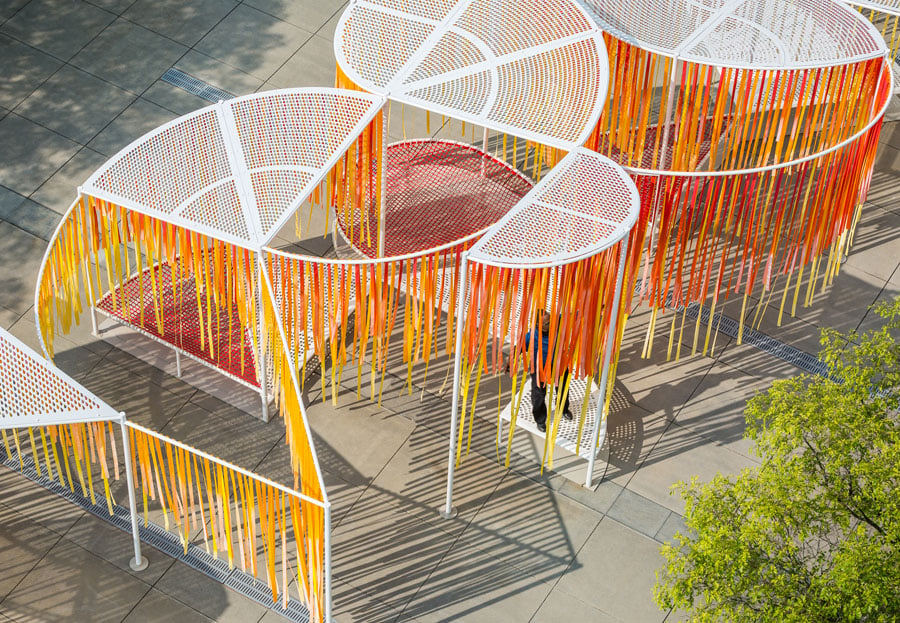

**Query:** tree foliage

left=655, top=300, right=900, bottom=622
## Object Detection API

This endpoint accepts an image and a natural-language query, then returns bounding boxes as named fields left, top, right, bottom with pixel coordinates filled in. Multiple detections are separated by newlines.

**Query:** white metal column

left=585, top=239, right=629, bottom=488
left=119, top=412, right=148, bottom=571
left=441, top=251, right=469, bottom=519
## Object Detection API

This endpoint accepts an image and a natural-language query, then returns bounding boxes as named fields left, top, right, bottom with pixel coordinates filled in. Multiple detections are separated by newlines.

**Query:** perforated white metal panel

left=580, top=0, right=886, bottom=68
left=335, top=0, right=609, bottom=149
left=0, top=328, right=118, bottom=423
left=468, top=148, right=639, bottom=267
left=81, top=88, right=385, bottom=250
left=849, top=0, right=900, bottom=15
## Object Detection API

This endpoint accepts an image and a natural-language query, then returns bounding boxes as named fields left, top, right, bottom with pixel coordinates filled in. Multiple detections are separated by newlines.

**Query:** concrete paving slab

left=0, top=304, right=21, bottom=330
left=670, top=362, right=768, bottom=460
left=0, top=34, right=62, bottom=109
left=653, top=512, right=687, bottom=544
left=856, top=274, right=900, bottom=336
left=15, top=64, right=135, bottom=144
left=0, top=537, right=150, bottom=622
left=328, top=577, right=404, bottom=623
left=0, top=0, right=115, bottom=61
left=194, top=4, right=313, bottom=82
left=605, top=488, right=670, bottom=540
left=556, top=518, right=668, bottom=623
left=79, top=356, right=193, bottom=430
left=624, top=420, right=758, bottom=514
left=453, top=469, right=602, bottom=586
left=87, top=97, right=177, bottom=157
left=141, top=79, right=208, bottom=116
left=174, top=49, right=265, bottom=97
left=756, top=263, right=886, bottom=335
left=0, top=0, right=29, bottom=21
left=29, top=146, right=105, bottom=214
left=0, top=220, right=49, bottom=315
left=332, top=488, right=458, bottom=613
left=316, top=5, right=345, bottom=42
left=122, top=587, right=214, bottom=623
left=245, top=0, right=346, bottom=35
left=368, top=423, right=504, bottom=537
left=0, top=113, right=81, bottom=197
left=63, top=513, right=174, bottom=584
left=843, top=205, right=900, bottom=283
left=87, top=0, right=136, bottom=15
left=98, top=320, right=262, bottom=416
left=867, top=144, right=900, bottom=215
left=153, top=562, right=268, bottom=623
left=305, top=393, right=415, bottom=489
left=0, top=197, right=58, bottom=240
left=269, top=35, right=337, bottom=89
left=615, top=309, right=723, bottom=420
left=70, top=18, right=188, bottom=93
left=0, top=497, right=64, bottom=601
left=123, top=0, right=238, bottom=47
left=397, top=538, right=554, bottom=623
left=96, top=339, right=204, bottom=401
left=532, top=589, right=621, bottom=623
left=0, top=467, right=85, bottom=536
left=159, top=400, right=283, bottom=471
left=601, top=405, right=669, bottom=487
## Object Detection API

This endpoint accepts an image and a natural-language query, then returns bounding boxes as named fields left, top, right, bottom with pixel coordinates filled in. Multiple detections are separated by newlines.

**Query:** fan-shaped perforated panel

left=581, top=0, right=884, bottom=68
left=468, top=149, right=639, bottom=266
left=849, top=0, right=900, bottom=14
left=335, top=0, right=609, bottom=149
left=81, top=89, right=384, bottom=250
left=0, top=328, right=115, bottom=421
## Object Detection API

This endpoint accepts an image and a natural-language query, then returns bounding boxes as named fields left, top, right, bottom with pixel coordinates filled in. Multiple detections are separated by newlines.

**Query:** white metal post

left=119, top=413, right=148, bottom=571
left=90, top=306, right=99, bottom=336
left=481, top=127, right=489, bottom=176
left=377, top=106, right=388, bottom=259
left=175, top=350, right=182, bottom=378
left=256, top=264, right=270, bottom=423
left=441, top=251, right=469, bottom=519
left=585, top=239, right=629, bottom=489
left=323, top=501, right=333, bottom=622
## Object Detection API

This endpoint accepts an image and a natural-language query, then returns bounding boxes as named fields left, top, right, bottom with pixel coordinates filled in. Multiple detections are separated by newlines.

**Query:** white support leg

left=175, top=350, right=182, bottom=378
left=441, top=252, right=469, bottom=520
left=585, top=240, right=629, bottom=489
left=90, top=306, right=99, bottom=336
left=323, top=501, right=333, bottom=622
left=119, top=414, right=148, bottom=571
left=377, top=106, right=388, bottom=259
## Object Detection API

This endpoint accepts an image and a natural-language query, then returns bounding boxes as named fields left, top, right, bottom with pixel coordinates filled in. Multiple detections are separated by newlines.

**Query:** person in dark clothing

left=526, top=313, right=573, bottom=433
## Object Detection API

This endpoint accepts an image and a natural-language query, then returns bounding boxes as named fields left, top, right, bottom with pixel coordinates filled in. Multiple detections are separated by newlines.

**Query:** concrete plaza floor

left=1, top=1, right=900, bottom=621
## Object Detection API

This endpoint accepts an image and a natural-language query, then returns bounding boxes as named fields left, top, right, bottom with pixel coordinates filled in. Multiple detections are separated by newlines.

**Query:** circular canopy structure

left=335, top=0, right=609, bottom=149
left=81, top=88, right=385, bottom=250
left=582, top=0, right=885, bottom=68
left=335, top=139, right=533, bottom=258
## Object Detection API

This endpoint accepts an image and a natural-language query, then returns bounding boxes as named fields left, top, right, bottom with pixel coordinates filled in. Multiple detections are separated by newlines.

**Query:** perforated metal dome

left=81, top=89, right=385, bottom=250
left=468, top=149, right=639, bottom=267
left=334, top=0, right=609, bottom=150
left=580, top=0, right=886, bottom=69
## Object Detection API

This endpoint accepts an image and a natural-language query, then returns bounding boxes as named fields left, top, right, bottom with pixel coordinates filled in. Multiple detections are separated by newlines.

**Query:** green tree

left=655, top=300, right=900, bottom=622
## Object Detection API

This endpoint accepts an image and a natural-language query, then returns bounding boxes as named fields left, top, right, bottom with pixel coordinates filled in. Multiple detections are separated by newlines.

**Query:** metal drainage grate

left=161, top=68, right=234, bottom=103
left=681, top=302, right=834, bottom=379
left=631, top=278, right=834, bottom=380
left=0, top=449, right=311, bottom=623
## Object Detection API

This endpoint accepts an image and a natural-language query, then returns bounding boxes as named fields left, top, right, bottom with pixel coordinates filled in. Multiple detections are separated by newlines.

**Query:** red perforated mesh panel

left=336, top=139, right=533, bottom=258
left=96, top=264, right=259, bottom=387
